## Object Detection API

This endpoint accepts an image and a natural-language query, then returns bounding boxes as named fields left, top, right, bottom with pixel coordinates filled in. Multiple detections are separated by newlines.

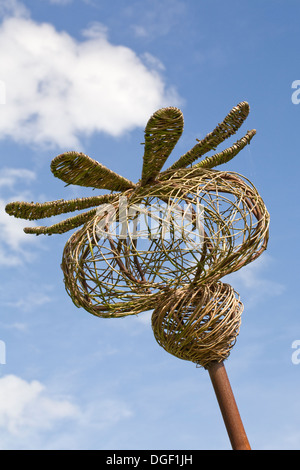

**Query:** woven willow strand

left=51, top=152, right=136, bottom=191
left=167, top=102, right=250, bottom=171
left=141, top=107, right=184, bottom=186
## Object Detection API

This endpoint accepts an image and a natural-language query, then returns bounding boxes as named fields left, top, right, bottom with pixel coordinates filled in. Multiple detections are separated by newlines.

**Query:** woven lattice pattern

left=151, top=282, right=243, bottom=368
left=5, top=101, right=270, bottom=368
left=61, top=169, right=269, bottom=317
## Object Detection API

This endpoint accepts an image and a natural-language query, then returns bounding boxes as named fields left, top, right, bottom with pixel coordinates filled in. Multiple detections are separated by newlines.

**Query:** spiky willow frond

left=5, top=193, right=118, bottom=220
left=195, top=129, right=256, bottom=169
left=24, top=207, right=98, bottom=235
left=141, top=107, right=184, bottom=186
left=5, top=103, right=257, bottom=243
left=51, top=152, right=136, bottom=191
left=166, top=101, right=250, bottom=171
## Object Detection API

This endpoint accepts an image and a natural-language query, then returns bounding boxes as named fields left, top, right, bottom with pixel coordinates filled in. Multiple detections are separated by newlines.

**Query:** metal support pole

left=208, top=361, right=251, bottom=450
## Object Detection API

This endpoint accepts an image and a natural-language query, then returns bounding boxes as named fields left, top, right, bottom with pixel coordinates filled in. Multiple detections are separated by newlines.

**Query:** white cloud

left=0, top=375, right=78, bottom=437
left=0, top=374, right=133, bottom=449
left=0, top=7, right=180, bottom=149
left=0, top=199, right=37, bottom=259
left=0, top=167, right=37, bottom=264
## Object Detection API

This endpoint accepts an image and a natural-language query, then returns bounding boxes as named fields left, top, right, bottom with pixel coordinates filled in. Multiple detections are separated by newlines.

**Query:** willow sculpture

left=6, top=101, right=269, bottom=450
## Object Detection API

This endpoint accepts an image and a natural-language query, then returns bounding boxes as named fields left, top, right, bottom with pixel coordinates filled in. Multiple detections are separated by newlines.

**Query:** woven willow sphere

left=5, top=102, right=269, bottom=320
left=151, top=282, right=243, bottom=368
left=61, top=168, right=268, bottom=317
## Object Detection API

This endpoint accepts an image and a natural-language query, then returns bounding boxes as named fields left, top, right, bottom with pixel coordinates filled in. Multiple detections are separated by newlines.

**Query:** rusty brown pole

left=208, top=361, right=251, bottom=450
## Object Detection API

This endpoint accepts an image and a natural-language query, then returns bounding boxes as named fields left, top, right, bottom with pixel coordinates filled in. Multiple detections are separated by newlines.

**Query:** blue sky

left=0, top=0, right=299, bottom=450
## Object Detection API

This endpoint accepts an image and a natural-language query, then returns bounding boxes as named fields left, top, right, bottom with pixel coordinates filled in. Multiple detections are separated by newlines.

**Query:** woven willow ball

left=61, top=193, right=203, bottom=318
left=61, top=168, right=268, bottom=317
left=151, top=282, right=243, bottom=369
left=61, top=213, right=160, bottom=318
left=5, top=103, right=270, bottom=320
left=137, top=167, right=269, bottom=283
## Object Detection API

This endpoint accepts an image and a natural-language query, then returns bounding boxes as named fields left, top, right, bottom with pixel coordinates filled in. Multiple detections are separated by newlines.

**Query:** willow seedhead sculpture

left=5, top=101, right=269, bottom=368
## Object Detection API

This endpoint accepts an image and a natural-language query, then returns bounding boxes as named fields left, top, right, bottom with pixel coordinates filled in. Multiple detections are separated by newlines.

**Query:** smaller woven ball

left=151, top=282, right=243, bottom=369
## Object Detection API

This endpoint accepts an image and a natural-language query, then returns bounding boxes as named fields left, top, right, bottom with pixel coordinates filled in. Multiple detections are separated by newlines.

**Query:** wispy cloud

left=224, top=254, right=285, bottom=309
left=49, top=0, right=72, bottom=5
left=0, top=0, right=28, bottom=18
left=127, top=0, right=186, bottom=40
left=0, top=168, right=35, bottom=189
left=0, top=3, right=180, bottom=149
left=4, top=291, right=52, bottom=312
